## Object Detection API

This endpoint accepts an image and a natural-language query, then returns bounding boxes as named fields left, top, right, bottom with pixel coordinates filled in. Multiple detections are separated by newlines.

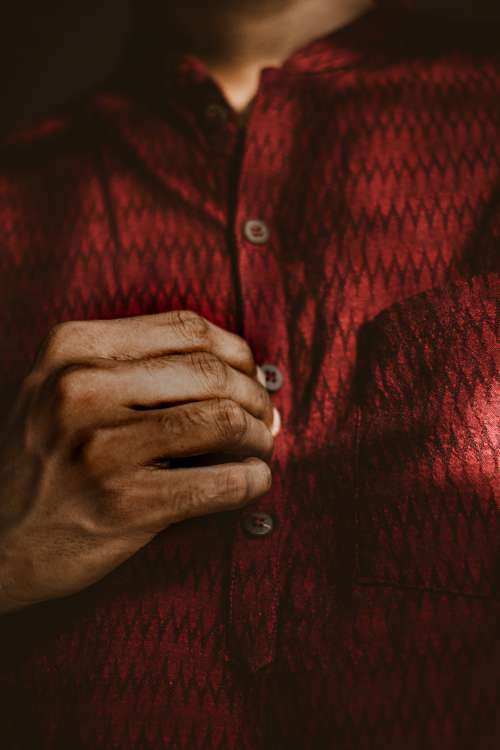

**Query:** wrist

left=0, top=572, right=27, bottom=615
left=0, top=534, right=36, bottom=615
left=0, top=583, right=24, bottom=615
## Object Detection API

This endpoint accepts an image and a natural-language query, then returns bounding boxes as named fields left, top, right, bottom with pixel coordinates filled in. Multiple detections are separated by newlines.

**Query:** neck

left=144, top=0, right=375, bottom=112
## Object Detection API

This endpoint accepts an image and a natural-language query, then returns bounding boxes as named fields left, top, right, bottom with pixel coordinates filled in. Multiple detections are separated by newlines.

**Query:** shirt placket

left=173, top=59, right=295, bottom=673
left=224, top=70, right=294, bottom=673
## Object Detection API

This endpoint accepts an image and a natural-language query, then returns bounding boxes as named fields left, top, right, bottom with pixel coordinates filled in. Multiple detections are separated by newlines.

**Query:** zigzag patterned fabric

left=0, top=5, right=498, bottom=749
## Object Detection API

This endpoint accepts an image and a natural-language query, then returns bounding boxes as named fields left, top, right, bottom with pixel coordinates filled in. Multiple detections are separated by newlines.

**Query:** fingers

left=106, top=457, right=273, bottom=533
left=37, top=310, right=257, bottom=377
left=105, top=352, right=273, bottom=425
left=79, top=398, right=275, bottom=472
left=43, top=353, right=274, bottom=435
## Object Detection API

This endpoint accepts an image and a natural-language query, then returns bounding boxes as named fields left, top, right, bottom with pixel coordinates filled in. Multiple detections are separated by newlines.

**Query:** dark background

left=1, top=1, right=499, bottom=134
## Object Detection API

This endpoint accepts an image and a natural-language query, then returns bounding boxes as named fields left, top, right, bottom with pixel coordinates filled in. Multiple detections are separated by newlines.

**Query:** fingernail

left=271, top=407, right=281, bottom=437
left=256, top=365, right=267, bottom=387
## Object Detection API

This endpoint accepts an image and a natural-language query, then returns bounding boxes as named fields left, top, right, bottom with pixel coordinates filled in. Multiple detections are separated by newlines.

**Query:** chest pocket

left=353, top=274, right=500, bottom=598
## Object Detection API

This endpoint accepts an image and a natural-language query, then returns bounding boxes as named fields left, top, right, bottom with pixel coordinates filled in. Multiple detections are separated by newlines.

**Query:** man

left=0, top=0, right=498, bottom=747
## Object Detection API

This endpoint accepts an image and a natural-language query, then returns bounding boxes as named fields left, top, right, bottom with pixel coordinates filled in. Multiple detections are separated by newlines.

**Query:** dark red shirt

left=0, top=6, right=499, bottom=749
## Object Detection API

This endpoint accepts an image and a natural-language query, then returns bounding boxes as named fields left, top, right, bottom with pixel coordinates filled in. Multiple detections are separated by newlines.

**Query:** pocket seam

left=355, top=578, right=500, bottom=602
left=353, top=402, right=362, bottom=583
left=353, top=402, right=499, bottom=600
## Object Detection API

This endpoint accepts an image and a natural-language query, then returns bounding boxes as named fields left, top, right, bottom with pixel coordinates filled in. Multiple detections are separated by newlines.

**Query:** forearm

left=0, top=535, right=33, bottom=616
left=0, top=567, right=24, bottom=616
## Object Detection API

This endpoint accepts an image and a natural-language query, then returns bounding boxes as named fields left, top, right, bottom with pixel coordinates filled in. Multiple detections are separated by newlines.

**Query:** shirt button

left=242, top=511, right=275, bottom=537
left=243, top=219, right=270, bottom=245
left=261, top=363, right=284, bottom=392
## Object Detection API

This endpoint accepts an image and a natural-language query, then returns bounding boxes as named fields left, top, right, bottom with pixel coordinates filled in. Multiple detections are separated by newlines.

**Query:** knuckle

left=170, top=310, right=211, bottom=344
left=220, top=467, right=249, bottom=504
left=213, top=399, right=248, bottom=443
left=44, top=365, right=97, bottom=443
left=262, top=429, right=275, bottom=460
left=39, top=321, right=78, bottom=364
left=170, top=484, right=204, bottom=518
left=191, top=352, right=228, bottom=392
left=20, top=370, right=43, bottom=397
left=255, top=383, right=271, bottom=417
left=237, top=338, right=256, bottom=372
left=42, top=323, right=67, bottom=358
left=141, top=355, right=165, bottom=376
left=155, top=409, right=184, bottom=440
left=53, top=365, right=86, bottom=405
left=262, top=463, right=273, bottom=492
left=156, top=409, right=172, bottom=432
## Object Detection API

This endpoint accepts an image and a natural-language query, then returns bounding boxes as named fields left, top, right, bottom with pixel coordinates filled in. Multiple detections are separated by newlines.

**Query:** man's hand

left=0, top=311, right=276, bottom=615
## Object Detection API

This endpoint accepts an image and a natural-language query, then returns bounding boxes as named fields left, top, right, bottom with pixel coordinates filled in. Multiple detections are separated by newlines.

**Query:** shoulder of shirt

left=0, top=97, right=98, bottom=182
left=0, top=69, right=135, bottom=169
left=388, top=8, right=500, bottom=68
left=0, top=8, right=499, bottom=158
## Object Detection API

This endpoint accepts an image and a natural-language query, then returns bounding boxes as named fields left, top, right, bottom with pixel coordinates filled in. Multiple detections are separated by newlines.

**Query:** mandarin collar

left=281, top=6, right=413, bottom=73
left=105, top=5, right=415, bottom=107
left=165, top=6, right=412, bottom=84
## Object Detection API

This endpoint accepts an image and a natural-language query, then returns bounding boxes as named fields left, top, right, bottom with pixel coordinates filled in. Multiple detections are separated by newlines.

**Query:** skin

left=140, top=0, right=375, bottom=110
left=0, top=0, right=373, bottom=615
left=0, top=312, right=275, bottom=613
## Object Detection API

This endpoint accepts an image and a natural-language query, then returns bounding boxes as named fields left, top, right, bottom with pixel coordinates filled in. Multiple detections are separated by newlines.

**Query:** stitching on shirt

left=227, top=529, right=283, bottom=670
left=352, top=301, right=498, bottom=599
left=353, top=403, right=362, bottom=581
left=86, top=111, right=125, bottom=261
left=355, top=579, right=500, bottom=602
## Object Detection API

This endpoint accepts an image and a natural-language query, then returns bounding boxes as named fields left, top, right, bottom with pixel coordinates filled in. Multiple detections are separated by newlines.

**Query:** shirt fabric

left=0, top=5, right=499, bottom=749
